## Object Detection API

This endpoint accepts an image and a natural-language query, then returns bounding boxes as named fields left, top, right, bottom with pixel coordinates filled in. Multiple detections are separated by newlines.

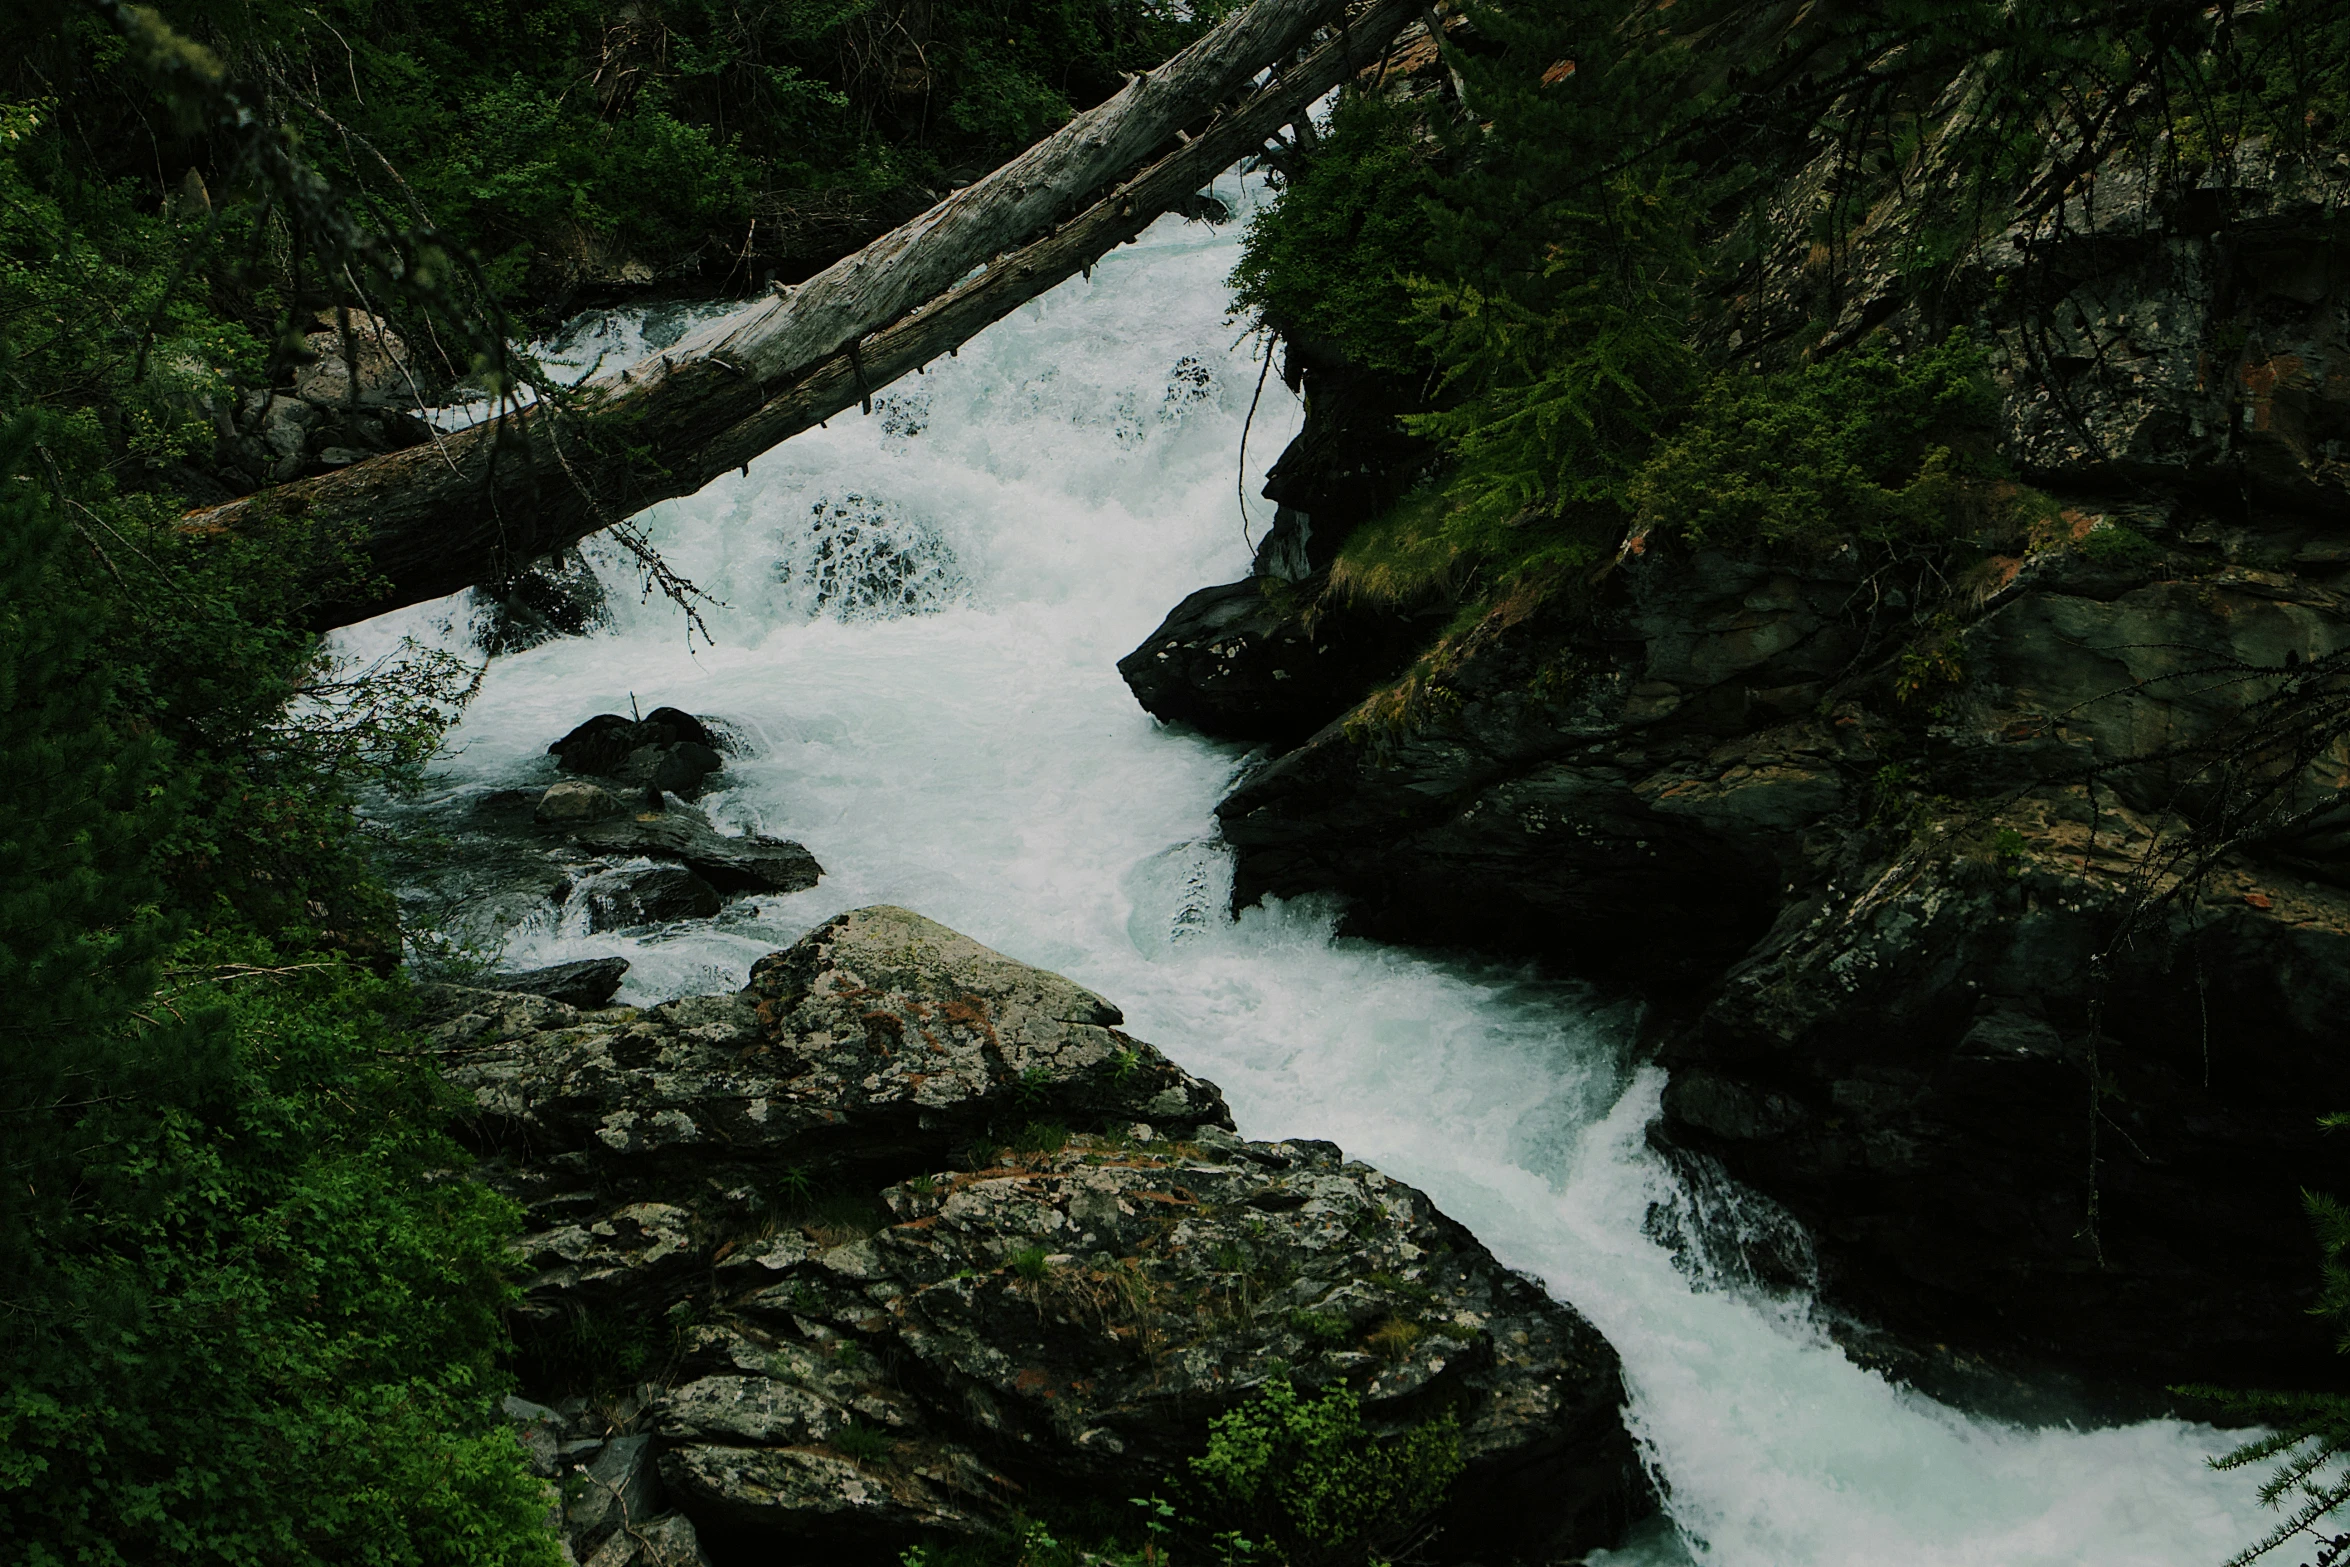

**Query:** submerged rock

left=569, top=811, right=821, bottom=895
left=582, top=864, right=724, bottom=930
left=474, top=549, right=611, bottom=656
left=485, top=956, right=632, bottom=1009
left=552, top=708, right=730, bottom=800
left=427, top=907, right=1646, bottom=1561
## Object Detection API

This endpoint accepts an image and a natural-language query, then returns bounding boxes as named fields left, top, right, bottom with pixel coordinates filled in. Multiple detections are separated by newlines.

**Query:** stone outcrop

left=425, top=907, right=1647, bottom=1561
left=1116, top=578, right=1443, bottom=748
left=1125, top=95, right=2350, bottom=1401
left=1120, top=352, right=1442, bottom=749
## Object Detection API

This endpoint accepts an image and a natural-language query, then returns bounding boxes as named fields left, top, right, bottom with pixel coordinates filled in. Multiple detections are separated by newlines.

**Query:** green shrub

left=2078, top=524, right=2162, bottom=565
left=1010, top=1119, right=1072, bottom=1157
left=834, top=1420, right=897, bottom=1465
left=1229, top=93, right=1442, bottom=372
left=1190, top=1379, right=1463, bottom=1567
left=1627, top=334, right=2001, bottom=553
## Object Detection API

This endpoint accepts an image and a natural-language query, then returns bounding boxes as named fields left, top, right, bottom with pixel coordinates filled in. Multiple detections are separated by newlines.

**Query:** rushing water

left=340, top=173, right=2271, bottom=1566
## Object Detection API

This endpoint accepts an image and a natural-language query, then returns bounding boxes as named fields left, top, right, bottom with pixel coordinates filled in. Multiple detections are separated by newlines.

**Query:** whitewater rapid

left=341, top=173, right=2269, bottom=1565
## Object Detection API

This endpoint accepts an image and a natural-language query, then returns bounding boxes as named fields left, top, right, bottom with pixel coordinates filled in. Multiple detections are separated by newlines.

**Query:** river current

left=338, top=174, right=2270, bottom=1565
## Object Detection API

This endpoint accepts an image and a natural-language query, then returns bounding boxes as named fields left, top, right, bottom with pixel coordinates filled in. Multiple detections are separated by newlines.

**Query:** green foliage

left=2078, top=524, right=2162, bottom=566
left=834, top=1420, right=897, bottom=1464
left=1288, top=1310, right=1351, bottom=1344
left=0, top=171, right=543, bottom=1566
left=1010, top=1119, right=1072, bottom=1157
left=1009, top=1244, right=1055, bottom=1282
left=1629, top=335, right=2000, bottom=552
left=1228, top=93, right=1441, bottom=371
left=1189, top=1379, right=1464, bottom=1566
left=0, top=942, right=558, bottom=1567
left=1, top=0, right=1233, bottom=317
left=2187, top=1169, right=2350, bottom=1565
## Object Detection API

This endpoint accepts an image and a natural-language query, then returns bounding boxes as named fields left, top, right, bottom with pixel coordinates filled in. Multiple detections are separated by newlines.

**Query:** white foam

left=342, top=169, right=2273, bottom=1565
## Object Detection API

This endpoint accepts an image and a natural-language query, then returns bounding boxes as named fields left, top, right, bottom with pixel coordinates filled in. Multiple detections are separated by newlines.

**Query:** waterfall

left=337, top=171, right=2267, bottom=1567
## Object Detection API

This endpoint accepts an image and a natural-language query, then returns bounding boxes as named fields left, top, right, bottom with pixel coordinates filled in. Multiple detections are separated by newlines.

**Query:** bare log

left=184, top=0, right=1418, bottom=631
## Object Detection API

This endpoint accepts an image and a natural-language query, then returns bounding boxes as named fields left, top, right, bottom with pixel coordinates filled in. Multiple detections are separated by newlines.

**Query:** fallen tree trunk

left=186, top=0, right=1422, bottom=631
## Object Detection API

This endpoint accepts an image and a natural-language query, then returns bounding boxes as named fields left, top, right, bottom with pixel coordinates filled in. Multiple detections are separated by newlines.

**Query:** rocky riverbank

left=1121, top=79, right=2350, bottom=1405
left=424, top=907, right=1649, bottom=1564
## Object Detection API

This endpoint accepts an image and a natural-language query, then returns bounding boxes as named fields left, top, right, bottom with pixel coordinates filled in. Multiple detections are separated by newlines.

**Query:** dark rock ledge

left=424, top=906, right=1648, bottom=1565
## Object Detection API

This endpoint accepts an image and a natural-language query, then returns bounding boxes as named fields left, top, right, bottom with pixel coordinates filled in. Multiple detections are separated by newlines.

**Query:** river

left=337, top=172, right=2269, bottom=1566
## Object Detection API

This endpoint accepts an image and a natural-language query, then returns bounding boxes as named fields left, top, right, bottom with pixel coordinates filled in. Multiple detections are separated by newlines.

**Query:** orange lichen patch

left=938, top=993, right=999, bottom=1048
left=2239, top=353, right=2308, bottom=433
left=2245, top=891, right=2275, bottom=909
left=860, top=1011, right=903, bottom=1054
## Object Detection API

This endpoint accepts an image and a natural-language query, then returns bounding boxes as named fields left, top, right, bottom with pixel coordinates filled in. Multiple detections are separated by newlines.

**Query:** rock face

left=1125, top=104, right=2350, bottom=1401
left=1658, top=810, right=2350, bottom=1395
left=426, top=908, right=1647, bottom=1561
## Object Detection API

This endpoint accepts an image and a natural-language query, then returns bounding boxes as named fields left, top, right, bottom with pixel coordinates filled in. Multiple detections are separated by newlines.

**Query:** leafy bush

left=1228, top=93, right=1442, bottom=372
left=835, top=1420, right=897, bottom=1464
left=1, top=366, right=550, bottom=1567
left=1189, top=1379, right=1464, bottom=1567
left=1627, top=334, right=2000, bottom=552
left=0, top=942, right=559, bottom=1567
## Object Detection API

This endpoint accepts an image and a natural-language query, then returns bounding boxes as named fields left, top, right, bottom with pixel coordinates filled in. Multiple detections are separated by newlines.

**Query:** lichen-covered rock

left=433, top=908, right=1646, bottom=1561
left=539, top=780, right=626, bottom=825
left=433, top=909, right=1228, bottom=1211
left=652, top=1128, right=1641, bottom=1562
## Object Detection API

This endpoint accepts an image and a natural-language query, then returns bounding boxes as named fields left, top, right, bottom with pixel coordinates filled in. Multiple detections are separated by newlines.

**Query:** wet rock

left=582, top=864, right=723, bottom=930
left=551, top=709, right=728, bottom=799
left=488, top=956, right=632, bottom=1009
left=475, top=550, right=611, bottom=656
left=539, top=780, right=626, bottom=824
left=1654, top=804, right=2350, bottom=1397
left=1118, top=579, right=1440, bottom=748
left=569, top=812, right=821, bottom=895
left=426, top=908, right=1645, bottom=1561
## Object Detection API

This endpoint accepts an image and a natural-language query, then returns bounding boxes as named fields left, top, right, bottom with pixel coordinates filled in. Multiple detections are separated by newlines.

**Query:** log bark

left=185, top=0, right=1420, bottom=631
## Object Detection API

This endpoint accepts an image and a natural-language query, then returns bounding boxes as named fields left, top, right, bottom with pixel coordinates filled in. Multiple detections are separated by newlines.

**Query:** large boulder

left=427, top=908, right=1647, bottom=1561
left=1118, top=578, right=1442, bottom=749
